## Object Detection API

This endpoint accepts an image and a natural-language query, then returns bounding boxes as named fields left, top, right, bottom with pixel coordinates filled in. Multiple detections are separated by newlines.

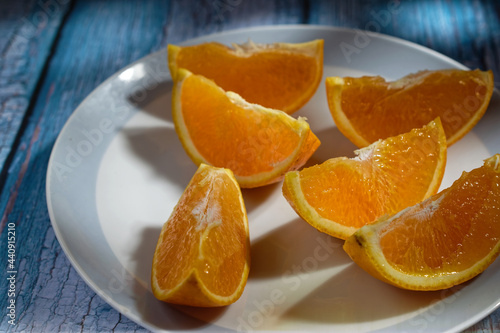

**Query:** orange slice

left=282, top=118, right=447, bottom=240
left=172, top=68, right=320, bottom=188
left=326, top=69, right=494, bottom=147
left=168, top=39, right=324, bottom=114
left=344, top=154, right=500, bottom=291
left=151, top=163, right=250, bottom=307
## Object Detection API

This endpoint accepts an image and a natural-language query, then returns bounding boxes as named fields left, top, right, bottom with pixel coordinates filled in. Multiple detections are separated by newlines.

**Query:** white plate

left=46, top=25, right=500, bottom=332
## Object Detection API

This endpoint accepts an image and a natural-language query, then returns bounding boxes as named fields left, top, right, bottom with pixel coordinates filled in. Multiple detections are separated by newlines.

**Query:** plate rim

left=45, top=24, right=498, bottom=332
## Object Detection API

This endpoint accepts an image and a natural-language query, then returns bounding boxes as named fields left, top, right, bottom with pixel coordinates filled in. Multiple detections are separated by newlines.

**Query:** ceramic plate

left=46, top=25, right=500, bottom=332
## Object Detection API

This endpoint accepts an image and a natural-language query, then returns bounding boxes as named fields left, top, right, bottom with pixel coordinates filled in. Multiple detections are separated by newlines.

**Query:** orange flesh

left=379, top=163, right=500, bottom=275
left=339, top=69, right=493, bottom=143
left=154, top=167, right=247, bottom=296
left=175, top=42, right=320, bottom=112
left=181, top=74, right=302, bottom=176
left=299, top=122, right=445, bottom=228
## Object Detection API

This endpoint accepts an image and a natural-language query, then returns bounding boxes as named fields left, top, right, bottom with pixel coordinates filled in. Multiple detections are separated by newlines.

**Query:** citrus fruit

left=344, top=154, right=500, bottom=291
left=326, top=69, right=494, bottom=147
left=172, top=68, right=320, bottom=188
left=282, top=118, right=447, bottom=240
left=168, top=39, right=324, bottom=114
left=151, top=163, right=250, bottom=307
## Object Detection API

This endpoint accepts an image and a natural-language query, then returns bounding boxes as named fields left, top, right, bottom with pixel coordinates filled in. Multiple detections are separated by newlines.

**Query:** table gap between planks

left=0, top=0, right=499, bottom=332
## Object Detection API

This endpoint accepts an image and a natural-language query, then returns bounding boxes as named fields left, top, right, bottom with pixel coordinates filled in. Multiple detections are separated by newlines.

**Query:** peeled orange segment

left=172, top=68, right=320, bottom=188
left=282, top=118, right=447, bottom=240
left=326, top=69, right=494, bottom=147
left=344, top=154, right=500, bottom=291
left=168, top=39, right=324, bottom=114
left=151, top=164, right=250, bottom=307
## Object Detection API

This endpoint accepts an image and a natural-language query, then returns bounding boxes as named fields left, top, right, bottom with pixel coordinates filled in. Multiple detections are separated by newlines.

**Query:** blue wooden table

left=1, top=1, right=499, bottom=332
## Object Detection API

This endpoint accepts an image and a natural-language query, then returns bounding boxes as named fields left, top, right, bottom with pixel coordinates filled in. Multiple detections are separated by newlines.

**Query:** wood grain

left=309, top=0, right=500, bottom=86
left=0, top=0, right=168, bottom=331
left=0, top=0, right=72, bottom=187
left=310, top=3, right=500, bottom=329
left=0, top=0, right=499, bottom=332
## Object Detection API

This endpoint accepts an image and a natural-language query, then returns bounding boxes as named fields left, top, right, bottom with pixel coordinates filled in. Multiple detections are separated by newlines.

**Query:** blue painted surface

left=0, top=0, right=499, bottom=332
left=0, top=0, right=72, bottom=183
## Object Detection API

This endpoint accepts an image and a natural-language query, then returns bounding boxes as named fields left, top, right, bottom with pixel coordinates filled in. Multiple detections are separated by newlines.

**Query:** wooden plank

left=1, top=0, right=498, bottom=332
left=0, top=0, right=310, bottom=331
left=308, top=0, right=500, bottom=86
left=0, top=0, right=72, bottom=183
left=164, top=0, right=308, bottom=44
left=309, top=1, right=500, bottom=331
left=0, top=0, right=171, bottom=331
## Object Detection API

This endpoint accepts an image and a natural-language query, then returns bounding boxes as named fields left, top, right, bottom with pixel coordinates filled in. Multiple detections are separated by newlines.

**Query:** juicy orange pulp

left=169, top=40, right=324, bottom=114
left=283, top=118, right=447, bottom=240
left=181, top=73, right=301, bottom=175
left=327, top=69, right=494, bottom=147
left=172, top=68, right=320, bottom=188
left=151, top=164, right=250, bottom=306
left=344, top=154, right=500, bottom=290
left=380, top=156, right=500, bottom=275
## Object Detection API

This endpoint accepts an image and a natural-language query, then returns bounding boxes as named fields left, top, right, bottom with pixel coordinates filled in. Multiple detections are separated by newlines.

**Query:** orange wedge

left=172, top=68, right=320, bottom=188
left=326, top=69, right=494, bottom=147
left=344, top=154, right=500, bottom=291
left=282, top=118, right=447, bottom=240
left=151, top=163, right=250, bottom=307
left=168, top=40, right=324, bottom=114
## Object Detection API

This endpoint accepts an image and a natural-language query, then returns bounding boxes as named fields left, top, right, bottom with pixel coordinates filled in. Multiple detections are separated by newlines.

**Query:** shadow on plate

left=475, top=89, right=500, bottom=154
left=249, top=218, right=350, bottom=280
left=279, top=260, right=468, bottom=325
left=122, top=126, right=197, bottom=190
left=244, top=215, right=469, bottom=326
left=241, top=182, right=281, bottom=214
left=130, top=226, right=162, bottom=287
left=305, top=125, right=358, bottom=168
left=131, top=226, right=231, bottom=331
left=127, top=80, right=174, bottom=123
left=122, top=126, right=281, bottom=214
